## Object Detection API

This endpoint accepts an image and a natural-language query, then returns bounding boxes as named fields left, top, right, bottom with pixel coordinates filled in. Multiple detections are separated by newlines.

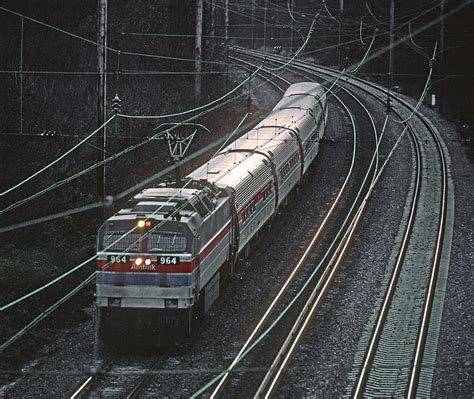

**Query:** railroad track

left=70, top=346, right=171, bottom=398
left=219, top=47, right=453, bottom=398
left=73, top=49, right=453, bottom=398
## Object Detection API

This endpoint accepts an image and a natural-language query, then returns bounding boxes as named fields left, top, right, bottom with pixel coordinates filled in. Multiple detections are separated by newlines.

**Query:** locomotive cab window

left=148, top=232, right=187, bottom=253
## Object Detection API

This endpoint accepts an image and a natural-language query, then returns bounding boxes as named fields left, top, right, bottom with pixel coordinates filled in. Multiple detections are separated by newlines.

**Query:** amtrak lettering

left=130, top=263, right=157, bottom=271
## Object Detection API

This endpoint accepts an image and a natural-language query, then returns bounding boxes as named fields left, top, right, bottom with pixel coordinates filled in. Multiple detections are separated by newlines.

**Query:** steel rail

left=311, top=62, right=448, bottom=399
left=352, top=122, right=422, bottom=398
left=300, top=56, right=448, bottom=399
left=70, top=361, right=110, bottom=399
left=243, top=48, right=449, bottom=398
left=70, top=375, right=93, bottom=399
left=406, top=113, right=448, bottom=399
left=126, top=347, right=172, bottom=399
left=69, top=347, right=171, bottom=399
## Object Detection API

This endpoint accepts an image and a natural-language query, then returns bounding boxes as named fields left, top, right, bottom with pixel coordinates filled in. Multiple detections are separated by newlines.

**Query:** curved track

left=201, top=48, right=452, bottom=398
left=62, top=49, right=451, bottom=399
left=201, top=52, right=382, bottom=398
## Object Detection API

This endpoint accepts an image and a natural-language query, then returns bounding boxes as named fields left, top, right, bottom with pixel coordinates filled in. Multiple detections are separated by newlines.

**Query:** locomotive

left=95, top=82, right=327, bottom=334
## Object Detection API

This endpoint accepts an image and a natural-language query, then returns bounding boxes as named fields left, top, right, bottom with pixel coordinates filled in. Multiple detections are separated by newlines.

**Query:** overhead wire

left=0, top=41, right=327, bottom=313
left=0, top=69, right=259, bottom=212
left=0, top=101, right=263, bottom=311
left=0, top=69, right=241, bottom=76
left=0, top=0, right=383, bottom=225
left=343, top=2, right=469, bottom=77
left=409, top=20, right=427, bottom=49
left=203, top=0, right=307, bottom=38
left=266, top=15, right=318, bottom=71
left=0, top=112, right=252, bottom=352
left=0, top=115, right=116, bottom=197
left=365, top=1, right=386, bottom=25
left=393, top=41, right=438, bottom=124
left=349, top=29, right=378, bottom=73
left=359, top=19, right=366, bottom=45
left=0, top=0, right=461, bottom=217
left=0, top=6, right=231, bottom=67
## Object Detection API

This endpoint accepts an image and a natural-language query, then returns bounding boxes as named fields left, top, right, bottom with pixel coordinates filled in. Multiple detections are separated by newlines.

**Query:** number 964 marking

left=158, top=256, right=179, bottom=265
left=107, top=255, right=129, bottom=264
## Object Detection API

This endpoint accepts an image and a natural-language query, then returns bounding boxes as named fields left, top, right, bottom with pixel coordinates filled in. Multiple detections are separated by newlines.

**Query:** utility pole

left=263, top=0, right=267, bottom=48
left=388, top=0, right=395, bottom=112
left=225, top=0, right=229, bottom=41
left=290, top=0, right=295, bottom=54
left=338, top=0, right=343, bottom=69
left=97, top=0, right=107, bottom=216
left=226, top=46, right=229, bottom=92
left=251, top=0, right=255, bottom=48
left=438, top=0, right=445, bottom=112
left=19, top=17, right=24, bottom=134
left=195, top=0, right=203, bottom=106
left=247, top=71, right=252, bottom=113
left=210, top=1, right=216, bottom=38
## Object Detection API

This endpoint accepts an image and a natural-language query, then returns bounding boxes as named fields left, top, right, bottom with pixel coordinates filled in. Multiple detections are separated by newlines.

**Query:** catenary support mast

left=97, top=0, right=107, bottom=217
left=195, top=0, right=203, bottom=106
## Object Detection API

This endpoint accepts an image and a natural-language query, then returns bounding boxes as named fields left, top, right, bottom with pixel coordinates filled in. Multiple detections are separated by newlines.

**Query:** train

left=95, top=82, right=327, bottom=336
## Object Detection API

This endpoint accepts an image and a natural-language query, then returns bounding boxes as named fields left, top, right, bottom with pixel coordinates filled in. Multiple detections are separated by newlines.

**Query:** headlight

left=137, top=219, right=152, bottom=228
left=135, top=257, right=143, bottom=266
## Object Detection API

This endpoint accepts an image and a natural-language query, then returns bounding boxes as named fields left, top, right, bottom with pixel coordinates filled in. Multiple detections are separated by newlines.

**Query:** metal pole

left=226, top=46, right=229, bottom=92
left=338, top=0, right=343, bottom=69
left=290, top=0, right=294, bottom=54
left=225, top=0, right=229, bottom=41
left=263, top=0, right=267, bottom=48
left=388, top=0, right=395, bottom=110
left=97, top=0, right=107, bottom=215
left=20, top=17, right=24, bottom=134
left=195, top=0, right=203, bottom=106
left=247, top=71, right=252, bottom=113
left=210, top=1, right=216, bottom=38
left=438, top=0, right=445, bottom=112
left=251, top=0, right=255, bottom=48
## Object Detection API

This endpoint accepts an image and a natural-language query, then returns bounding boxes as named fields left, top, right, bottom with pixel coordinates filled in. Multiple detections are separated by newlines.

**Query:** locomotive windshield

left=147, top=232, right=187, bottom=252
left=101, top=230, right=187, bottom=253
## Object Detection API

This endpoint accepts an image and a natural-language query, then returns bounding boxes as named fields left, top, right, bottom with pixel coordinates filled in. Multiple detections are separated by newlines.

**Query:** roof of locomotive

left=133, top=187, right=199, bottom=200
left=106, top=185, right=227, bottom=228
